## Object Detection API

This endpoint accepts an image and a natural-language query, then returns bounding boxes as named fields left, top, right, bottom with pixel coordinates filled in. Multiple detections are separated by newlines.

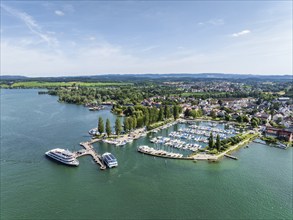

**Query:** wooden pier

left=224, top=154, right=238, bottom=160
left=77, top=141, right=106, bottom=170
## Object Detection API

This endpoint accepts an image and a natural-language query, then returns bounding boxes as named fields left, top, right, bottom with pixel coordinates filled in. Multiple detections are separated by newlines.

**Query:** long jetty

left=224, top=154, right=238, bottom=160
left=77, top=139, right=106, bottom=170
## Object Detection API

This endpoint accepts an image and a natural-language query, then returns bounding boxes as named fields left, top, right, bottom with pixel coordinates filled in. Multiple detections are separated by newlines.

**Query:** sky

left=0, top=1, right=292, bottom=76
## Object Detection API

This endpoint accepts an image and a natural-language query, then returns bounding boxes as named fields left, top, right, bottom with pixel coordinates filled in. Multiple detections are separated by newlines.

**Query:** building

left=265, top=127, right=293, bottom=142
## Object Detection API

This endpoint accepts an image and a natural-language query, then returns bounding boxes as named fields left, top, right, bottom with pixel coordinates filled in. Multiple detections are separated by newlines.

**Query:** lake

left=1, top=89, right=292, bottom=219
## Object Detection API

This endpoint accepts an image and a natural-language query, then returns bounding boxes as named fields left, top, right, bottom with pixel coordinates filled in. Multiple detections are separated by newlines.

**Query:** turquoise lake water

left=1, top=89, right=292, bottom=219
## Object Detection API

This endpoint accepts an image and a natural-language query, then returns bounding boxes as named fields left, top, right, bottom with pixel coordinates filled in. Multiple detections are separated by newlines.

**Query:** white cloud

left=141, top=45, right=159, bottom=52
left=0, top=41, right=139, bottom=76
left=198, top=19, right=224, bottom=26
left=1, top=4, right=58, bottom=47
left=208, top=19, right=225, bottom=26
left=55, top=10, right=65, bottom=16
left=2, top=35, right=291, bottom=76
left=232, top=30, right=251, bottom=37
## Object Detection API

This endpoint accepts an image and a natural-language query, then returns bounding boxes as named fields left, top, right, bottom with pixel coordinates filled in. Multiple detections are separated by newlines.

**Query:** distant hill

left=0, top=75, right=28, bottom=80
left=0, top=73, right=291, bottom=82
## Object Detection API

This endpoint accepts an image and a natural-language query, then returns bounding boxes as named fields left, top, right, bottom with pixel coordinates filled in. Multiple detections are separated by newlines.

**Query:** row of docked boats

left=103, top=131, right=147, bottom=146
left=150, top=136, right=201, bottom=152
left=170, top=131, right=210, bottom=141
left=206, top=122, right=219, bottom=127
left=137, top=145, right=183, bottom=158
left=170, top=130, right=227, bottom=140
left=89, top=105, right=105, bottom=111
left=103, top=137, right=133, bottom=146
left=188, top=124, right=237, bottom=134
left=45, top=148, right=118, bottom=168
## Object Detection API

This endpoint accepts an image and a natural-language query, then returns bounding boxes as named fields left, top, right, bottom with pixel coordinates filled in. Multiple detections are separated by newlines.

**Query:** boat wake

left=0, top=159, right=41, bottom=164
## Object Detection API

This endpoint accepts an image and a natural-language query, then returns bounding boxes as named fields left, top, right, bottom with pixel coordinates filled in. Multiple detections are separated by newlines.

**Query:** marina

left=145, top=121, right=242, bottom=160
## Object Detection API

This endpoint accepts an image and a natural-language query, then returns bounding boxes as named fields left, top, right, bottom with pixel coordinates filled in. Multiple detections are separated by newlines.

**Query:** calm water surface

left=1, top=89, right=292, bottom=219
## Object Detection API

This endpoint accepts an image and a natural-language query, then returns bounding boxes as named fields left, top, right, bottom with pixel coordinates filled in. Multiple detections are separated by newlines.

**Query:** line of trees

left=97, top=104, right=181, bottom=137
left=98, top=117, right=122, bottom=137
left=113, top=104, right=181, bottom=131
left=208, top=132, right=221, bottom=153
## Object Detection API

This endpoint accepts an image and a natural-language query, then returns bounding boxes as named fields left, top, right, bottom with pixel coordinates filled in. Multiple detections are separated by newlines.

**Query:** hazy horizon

left=1, top=72, right=292, bottom=79
left=1, top=1, right=292, bottom=76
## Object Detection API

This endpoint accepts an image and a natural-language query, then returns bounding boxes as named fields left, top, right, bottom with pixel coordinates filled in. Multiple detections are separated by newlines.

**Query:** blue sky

left=1, top=1, right=292, bottom=76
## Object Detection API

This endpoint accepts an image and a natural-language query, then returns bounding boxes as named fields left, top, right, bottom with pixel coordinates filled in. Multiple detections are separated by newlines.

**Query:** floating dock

left=77, top=140, right=106, bottom=170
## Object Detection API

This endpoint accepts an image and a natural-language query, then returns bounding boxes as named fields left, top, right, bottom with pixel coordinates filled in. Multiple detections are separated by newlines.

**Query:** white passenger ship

left=45, top=148, right=79, bottom=166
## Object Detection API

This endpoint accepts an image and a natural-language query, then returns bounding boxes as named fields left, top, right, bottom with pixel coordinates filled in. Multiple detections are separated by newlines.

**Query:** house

left=273, top=113, right=284, bottom=122
left=232, top=113, right=240, bottom=120
left=265, top=127, right=293, bottom=142
left=217, top=110, right=226, bottom=118
left=255, top=112, right=272, bottom=122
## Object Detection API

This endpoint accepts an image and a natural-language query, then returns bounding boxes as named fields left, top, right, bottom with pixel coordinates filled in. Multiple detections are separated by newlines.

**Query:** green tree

left=128, top=117, right=133, bottom=130
left=210, top=110, right=216, bottom=119
left=190, top=110, right=198, bottom=118
left=105, top=119, right=111, bottom=137
left=236, top=115, right=243, bottom=123
left=115, top=118, right=122, bottom=136
left=209, top=132, right=214, bottom=149
left=216, top=134, right=221, bottom=151
left=243, top=115, right=250, bottom=123
left=149, top=108, right=158, bottom=123
left=123, top=106, right=135, bottom=116
left=184, top=108, right=191, bottom=117
left=158, top=106, right=164, bottom=121
left=173, top=105, right=179, bottom=119
left=124, top=117, right=130, bottom=132
left=132, top=117, right=137, bottom=129
left=251, top=120, right=258, bottom=128
left=225, top=114, right=232, bottom=121
left=197, top=109, right=203, bottom=117
left=144, top=110, right=150, bottom=126
left=276, top=117, right=282, bottom=124
left=98, top=117, right=104, bottom=134
left=137, top=116, right=144, bottom=128
left=164, top=105, right=172, bottom=119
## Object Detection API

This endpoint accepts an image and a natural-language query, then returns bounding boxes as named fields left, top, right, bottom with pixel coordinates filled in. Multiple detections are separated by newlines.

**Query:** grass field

left=1, top=81, right=133, bottom=88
